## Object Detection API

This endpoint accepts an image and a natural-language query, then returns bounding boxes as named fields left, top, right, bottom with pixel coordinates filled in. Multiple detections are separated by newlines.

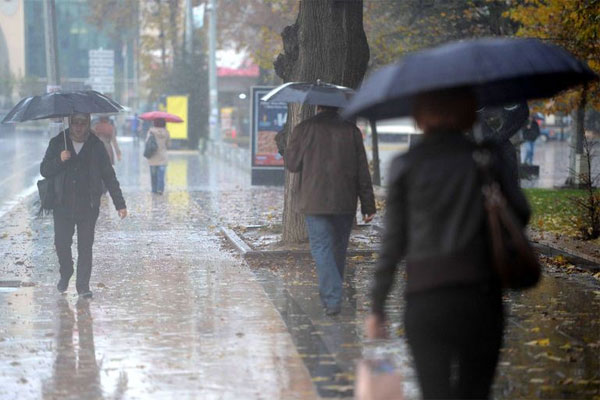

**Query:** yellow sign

left=166, top=95, right=188, bottom=140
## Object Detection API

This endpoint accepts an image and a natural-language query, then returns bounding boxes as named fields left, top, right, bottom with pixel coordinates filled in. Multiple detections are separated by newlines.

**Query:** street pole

left=123, top=42, right=129, bottom=107
left=133, top=36, right=139, bottom=112
left=43, top=0, right=62, bottom=145
left=207, top=0, right=220, bottom=144
left=369, top=119, right=381, bottom=186
left=185, top=0, right=193, bottom=57
left=43, top=0, right=60, bottom=92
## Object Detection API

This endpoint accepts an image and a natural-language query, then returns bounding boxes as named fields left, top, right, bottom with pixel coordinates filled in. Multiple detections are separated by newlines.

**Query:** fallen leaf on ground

left=525, top=338, right=550, bottom=347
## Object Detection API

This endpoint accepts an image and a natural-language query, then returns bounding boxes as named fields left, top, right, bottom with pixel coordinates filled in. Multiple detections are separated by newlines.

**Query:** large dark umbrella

left=343, top=37, right=598, bottom=120
left=1, top=90, right=123, bottom=123
left=261, top=80, right=355, bottom=108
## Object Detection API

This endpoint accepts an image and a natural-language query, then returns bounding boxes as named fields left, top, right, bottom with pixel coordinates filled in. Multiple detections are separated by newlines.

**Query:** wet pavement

left=0, top=133, right=317, bottom=399
left=0, top=131, right=598, bottom=399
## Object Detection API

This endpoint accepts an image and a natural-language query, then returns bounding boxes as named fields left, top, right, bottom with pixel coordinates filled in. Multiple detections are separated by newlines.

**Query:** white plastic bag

left=355, top=358, right=404, bottom=400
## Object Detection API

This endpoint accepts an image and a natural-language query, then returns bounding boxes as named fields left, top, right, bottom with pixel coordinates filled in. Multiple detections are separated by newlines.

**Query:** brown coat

left=284, top=110, right=376, bottom=215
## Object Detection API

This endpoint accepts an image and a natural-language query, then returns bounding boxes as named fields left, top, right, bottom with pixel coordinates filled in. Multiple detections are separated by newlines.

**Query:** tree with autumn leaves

left=507, top=0, right=600, bottom=184
left=87, top=0, right=209, bottom=148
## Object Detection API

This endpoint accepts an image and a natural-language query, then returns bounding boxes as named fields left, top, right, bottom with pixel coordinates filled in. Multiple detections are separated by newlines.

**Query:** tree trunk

left=168, top=0, right=180, bottom=66
left=567, top=86, right=588, bottom=186
left=156, top=0, right=167, bottom=70
left=275, top=0, right=370, bottom=243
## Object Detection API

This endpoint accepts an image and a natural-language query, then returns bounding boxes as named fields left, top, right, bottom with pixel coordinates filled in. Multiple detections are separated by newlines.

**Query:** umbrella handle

left=63, top=117, right=67, bottom=150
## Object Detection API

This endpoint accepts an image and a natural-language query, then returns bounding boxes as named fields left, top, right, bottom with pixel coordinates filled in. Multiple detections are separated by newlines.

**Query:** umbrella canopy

left=261, top=81, right=355, bottom=108
left=343, top=37, right=598, bottom=121
left=2, top=90, right=123, bottom=123
left=139, top=111, right=183, bottom=123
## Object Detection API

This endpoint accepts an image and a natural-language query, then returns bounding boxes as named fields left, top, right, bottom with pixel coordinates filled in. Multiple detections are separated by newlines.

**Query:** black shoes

left=57, top=279, right=69, bottom=294
left=79, top=291, right=93, bottom=299
left=325, top=306, right=341, bottom=316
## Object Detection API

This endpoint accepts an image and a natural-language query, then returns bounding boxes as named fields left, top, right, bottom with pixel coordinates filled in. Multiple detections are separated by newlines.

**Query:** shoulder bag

left=144, top=132, right=158, bottom=159
left=474, top=148, right=541, bottom=290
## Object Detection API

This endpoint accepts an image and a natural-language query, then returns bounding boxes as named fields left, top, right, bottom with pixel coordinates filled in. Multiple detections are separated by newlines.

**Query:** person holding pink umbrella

left=143, top=117, right=170, bottom=194
left=139, top=111, right=182, bottom=194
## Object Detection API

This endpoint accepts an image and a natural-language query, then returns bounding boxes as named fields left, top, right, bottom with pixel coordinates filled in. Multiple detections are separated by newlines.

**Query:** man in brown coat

left=285, top=105, right=376, bottom=315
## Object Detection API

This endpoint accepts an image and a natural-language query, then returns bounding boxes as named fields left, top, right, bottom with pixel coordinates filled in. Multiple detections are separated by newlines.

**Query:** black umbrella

left=2, top=90, right=123, bottom=123
left=343, top=37, right=598, bottom=120
left=261, top=80, right=355, bottom=108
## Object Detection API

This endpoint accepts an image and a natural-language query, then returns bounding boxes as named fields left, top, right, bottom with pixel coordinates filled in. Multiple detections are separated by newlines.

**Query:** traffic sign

left=88, top=48, right=115, bottom=94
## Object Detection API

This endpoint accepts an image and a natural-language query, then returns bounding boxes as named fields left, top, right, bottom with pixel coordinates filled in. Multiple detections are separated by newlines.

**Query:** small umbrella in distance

left=342, top=37, right=598, bottom=121
left=261, top=80, right=355, bottom=108
left=139, top=111, right=184, bottom=123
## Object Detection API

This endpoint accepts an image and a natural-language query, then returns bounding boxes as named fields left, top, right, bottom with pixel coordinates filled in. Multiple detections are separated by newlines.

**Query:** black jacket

left=40, top=130, right=126, bottom=211
left=371, top=131, right=530, bottom=316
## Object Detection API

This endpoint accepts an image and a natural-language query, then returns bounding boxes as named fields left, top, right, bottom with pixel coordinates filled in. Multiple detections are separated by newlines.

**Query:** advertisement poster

left=165, top=95, right=188, bottom=140
left=251, top=87, right=287, bottom=167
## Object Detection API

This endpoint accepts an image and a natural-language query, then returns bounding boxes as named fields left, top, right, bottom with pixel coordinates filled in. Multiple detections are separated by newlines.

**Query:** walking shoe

left=325, top=306, right=341, bottom=316
left=78, top=291, right=93, bottom=299
left=57, top=279, right=69, bottom=294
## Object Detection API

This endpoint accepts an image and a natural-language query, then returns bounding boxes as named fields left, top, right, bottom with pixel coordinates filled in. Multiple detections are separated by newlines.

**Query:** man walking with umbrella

left=284, top=104, right=376, bottom=316
left=41, top=113, right=127, bottom=298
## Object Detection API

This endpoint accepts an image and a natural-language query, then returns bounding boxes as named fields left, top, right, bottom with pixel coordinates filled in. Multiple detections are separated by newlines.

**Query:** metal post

left=122, top=42, right=128, bottom=106
left=43, top=0, right=63, bottom=146
left=133, top=36, right=139, bottom=111
left=207, top=0, right=220, bottom=143
left=370, top=119, right=381, bottom=186
left=43, top=0, right=60, bottom=91
left=185, top=0, right=193, bottom=57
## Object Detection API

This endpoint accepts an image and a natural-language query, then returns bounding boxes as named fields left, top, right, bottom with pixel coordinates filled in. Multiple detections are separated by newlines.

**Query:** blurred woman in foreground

left=365, top=89, right=530, bottom=399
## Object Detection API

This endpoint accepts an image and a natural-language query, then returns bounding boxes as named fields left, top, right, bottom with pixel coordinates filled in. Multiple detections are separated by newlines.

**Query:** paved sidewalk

left=0, top=147, right=317, bottom=399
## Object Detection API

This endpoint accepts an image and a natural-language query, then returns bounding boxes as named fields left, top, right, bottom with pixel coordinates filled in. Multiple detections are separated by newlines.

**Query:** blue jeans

left=150, top=165, right=166, bottom=193
left=524, top=141, right=535, bottom=165
left=305, top=214, right=354, bottom=309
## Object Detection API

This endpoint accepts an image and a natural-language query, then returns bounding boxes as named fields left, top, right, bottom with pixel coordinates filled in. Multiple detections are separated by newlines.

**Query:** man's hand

left=116, top=152, right=122, bottom=162
left=365, top=313, right=387, bottom=339
left=363, top=213, right=375, bottom=223
left=117, top=208, right=127, bottom=219
left=60, top=150, right=71, bottom=162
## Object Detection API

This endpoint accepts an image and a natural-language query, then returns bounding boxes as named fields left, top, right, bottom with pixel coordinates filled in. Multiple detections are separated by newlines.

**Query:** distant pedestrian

left=40, top=113, right=127, bottom=298
left=92, top=116, right=121, bottom=165
left=365, top=89, right=530, bottom=399
left=131, top=113, right=140, bottom=143
left=474, top=102, right=529, bottom=185
left=285, top=105, right=376, bottom=316
left=522, top=117, right=541, bottom=165
left=145, top=118, right=171, bottom=195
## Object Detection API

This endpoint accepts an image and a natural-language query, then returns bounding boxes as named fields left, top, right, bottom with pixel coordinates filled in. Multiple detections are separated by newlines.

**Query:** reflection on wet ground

left=0, top=138, right=598, bottom=399
left=0, top=141, right=317, bottom=399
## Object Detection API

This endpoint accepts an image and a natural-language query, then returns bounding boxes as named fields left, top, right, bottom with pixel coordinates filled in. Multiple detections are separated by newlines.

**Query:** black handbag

left=143, top=133, right=158, bottom=159
left=37, top=178, right=55, bottom=213
left=474, top=148, right=541, bottom=290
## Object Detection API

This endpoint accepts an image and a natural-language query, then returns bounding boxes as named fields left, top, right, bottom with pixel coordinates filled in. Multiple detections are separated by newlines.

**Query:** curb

left=223, top=225, right=598, bottom=270
left=531, top=242, right=600, bottom=270
left=220, top=226, right=378, bottom=258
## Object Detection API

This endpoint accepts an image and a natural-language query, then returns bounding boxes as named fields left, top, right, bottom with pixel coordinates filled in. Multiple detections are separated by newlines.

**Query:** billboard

left=250, top=87, right=287, bottom=185
left=251, top=87, right=287, bottom=167
left=165, top=95, right=188, bottom=140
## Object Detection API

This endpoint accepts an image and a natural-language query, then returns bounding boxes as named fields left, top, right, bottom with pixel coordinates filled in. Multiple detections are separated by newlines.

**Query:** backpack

left=143, top=132, right=158, bottom=158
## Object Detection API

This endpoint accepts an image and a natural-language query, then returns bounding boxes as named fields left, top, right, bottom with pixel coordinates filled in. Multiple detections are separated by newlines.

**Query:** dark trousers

left=405, top=284, right=504, bottom=399
left=53, top=207, right=99, bottom=294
